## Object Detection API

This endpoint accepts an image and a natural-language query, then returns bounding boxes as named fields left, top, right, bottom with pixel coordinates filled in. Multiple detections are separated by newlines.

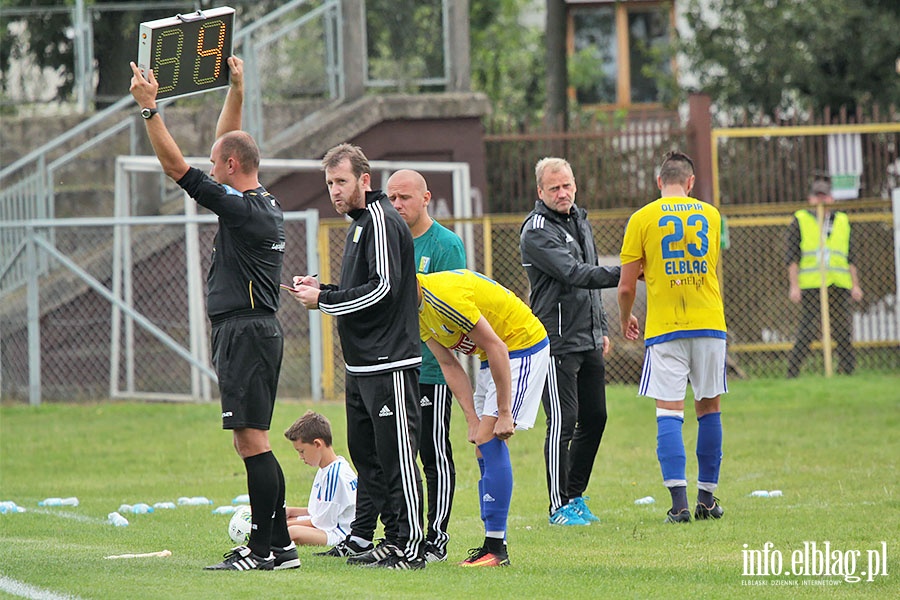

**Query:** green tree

left=470, top=0, right=545, bottom=129
left=679, top=0, right=900, bottom=117
left=0, top=0, right=282, bottom=109
left=365, top=0, right=444, bottom=88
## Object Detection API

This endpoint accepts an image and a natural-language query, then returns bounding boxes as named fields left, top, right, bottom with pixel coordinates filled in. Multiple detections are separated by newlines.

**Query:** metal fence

left=0, top=156, right=473, bottom=405
left=483, top=109, right=688, bottom=213
left=0, top=211, right=320, bottom=404
left=313, top=201, right=898, bottom=397
left=3, top=198, right=896, bottom=405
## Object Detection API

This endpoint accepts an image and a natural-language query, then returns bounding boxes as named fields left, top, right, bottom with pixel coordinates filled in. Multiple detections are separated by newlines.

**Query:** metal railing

left=1, top=0, right=342, bottom=293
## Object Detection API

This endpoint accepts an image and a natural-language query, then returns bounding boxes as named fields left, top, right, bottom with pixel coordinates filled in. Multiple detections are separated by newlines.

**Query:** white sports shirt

left=308, top=456, right=357, bottom=539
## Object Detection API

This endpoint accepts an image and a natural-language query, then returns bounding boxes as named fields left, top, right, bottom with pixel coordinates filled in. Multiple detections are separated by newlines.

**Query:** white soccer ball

left=228, top=505, right=252, bottom=545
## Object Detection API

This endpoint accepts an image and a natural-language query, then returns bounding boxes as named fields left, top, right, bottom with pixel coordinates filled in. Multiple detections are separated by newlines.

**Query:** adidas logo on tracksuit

left=378, top=405, right=394, bottom=417
left=420, top=396, right=432, bottom=407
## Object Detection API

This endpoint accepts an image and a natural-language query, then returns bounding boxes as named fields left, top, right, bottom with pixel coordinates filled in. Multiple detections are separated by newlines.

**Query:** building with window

left=567, top=0, right=675, bottom=109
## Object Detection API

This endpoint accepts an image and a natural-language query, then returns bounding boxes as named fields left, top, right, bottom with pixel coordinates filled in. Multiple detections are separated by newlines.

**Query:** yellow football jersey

left=620, top=197, right=727, bottom=345
left=417, top=270, right=547, bottom=361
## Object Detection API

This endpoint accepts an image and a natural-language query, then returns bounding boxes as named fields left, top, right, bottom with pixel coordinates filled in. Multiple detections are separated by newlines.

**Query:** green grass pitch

left=1, top=373, right=897, bottom=599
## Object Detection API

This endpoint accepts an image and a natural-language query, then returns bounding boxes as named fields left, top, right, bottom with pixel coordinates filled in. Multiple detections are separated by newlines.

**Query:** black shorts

left=211, top=311, right=283, bottom=430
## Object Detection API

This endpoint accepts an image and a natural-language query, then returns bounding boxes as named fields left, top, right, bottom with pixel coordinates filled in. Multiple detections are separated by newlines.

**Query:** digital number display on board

left=137, top=7, right=235, bottom=100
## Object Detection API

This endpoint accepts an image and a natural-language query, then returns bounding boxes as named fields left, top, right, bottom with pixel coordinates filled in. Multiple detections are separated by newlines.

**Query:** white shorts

left=474, top=340, right=550, bottom=430
left=639, top=337, right=727, bottom=402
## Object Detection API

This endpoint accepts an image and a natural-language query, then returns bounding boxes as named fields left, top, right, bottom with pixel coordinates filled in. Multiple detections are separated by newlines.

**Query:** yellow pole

left=711, top=131, right=724, bottom=291
left=711, top=130, right=721, bottom=209
left=483, top=216, right=493, bottom=279
left=317, top=224, right=335, bottom=399
left=816, top=202, right=833, bottom=377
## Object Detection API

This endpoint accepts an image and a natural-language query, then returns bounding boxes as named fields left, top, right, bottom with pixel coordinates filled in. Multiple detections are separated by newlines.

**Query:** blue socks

left=656, top=415, right=686, bottom=486
left=477, top=438, right=513, bottom=537
left=697, top=412, right=723, bottom=505
left=476, top=457, right=486, bottom=525
left=657, top=414, right=687, bottom=513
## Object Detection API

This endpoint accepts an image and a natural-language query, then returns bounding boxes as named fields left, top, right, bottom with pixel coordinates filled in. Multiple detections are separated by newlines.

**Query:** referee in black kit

left=290, top=144, right=425, bottom=570
left=129, top=57, right=298, bottom=571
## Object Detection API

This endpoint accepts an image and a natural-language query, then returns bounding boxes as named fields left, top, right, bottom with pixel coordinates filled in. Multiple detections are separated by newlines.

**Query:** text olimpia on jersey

left=620, top=197, right=727, bottom=345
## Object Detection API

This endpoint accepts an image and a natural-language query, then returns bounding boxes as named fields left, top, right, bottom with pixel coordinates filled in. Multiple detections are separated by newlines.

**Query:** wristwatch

left=140, top=107, right=158, bottom=120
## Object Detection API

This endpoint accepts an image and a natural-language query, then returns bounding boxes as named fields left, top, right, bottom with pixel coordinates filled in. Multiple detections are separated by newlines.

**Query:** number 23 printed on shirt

left=659, top=214, right=709, bottom=259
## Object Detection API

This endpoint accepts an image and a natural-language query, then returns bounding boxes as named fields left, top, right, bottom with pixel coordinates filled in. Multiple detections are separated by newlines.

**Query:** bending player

left=416, top=269, right=549, bottom=567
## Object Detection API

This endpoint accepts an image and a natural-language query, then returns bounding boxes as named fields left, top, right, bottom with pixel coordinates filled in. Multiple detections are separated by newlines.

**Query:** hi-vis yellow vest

left=795, top=209, right=852, bottom=289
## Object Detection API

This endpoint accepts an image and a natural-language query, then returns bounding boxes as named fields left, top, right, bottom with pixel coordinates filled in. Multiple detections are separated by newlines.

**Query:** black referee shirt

left=178, top=167, right=285, bottom=318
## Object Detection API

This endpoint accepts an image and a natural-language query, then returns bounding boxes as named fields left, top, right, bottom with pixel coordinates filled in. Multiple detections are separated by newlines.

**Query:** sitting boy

left=283, top=411, right=358, bottom=546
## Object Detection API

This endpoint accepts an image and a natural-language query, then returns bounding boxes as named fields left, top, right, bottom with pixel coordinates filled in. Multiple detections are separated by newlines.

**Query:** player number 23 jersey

left=620, top=197, right=727, bottom=344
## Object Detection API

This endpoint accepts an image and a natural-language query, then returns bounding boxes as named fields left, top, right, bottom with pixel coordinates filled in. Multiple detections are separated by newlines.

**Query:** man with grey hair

left=519, top=157, right=620, bottom=527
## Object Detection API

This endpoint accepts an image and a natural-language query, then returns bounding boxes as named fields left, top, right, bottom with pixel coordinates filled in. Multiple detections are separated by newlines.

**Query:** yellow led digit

left=139, top=7, right=233, bottom=100
left=154, top=28, right=184, bottom=94
left=194, top=19, right=225, bottom=85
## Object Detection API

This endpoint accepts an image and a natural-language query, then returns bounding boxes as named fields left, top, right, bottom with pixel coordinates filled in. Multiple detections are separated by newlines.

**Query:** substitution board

left=136, top=7, right=235, bottom=101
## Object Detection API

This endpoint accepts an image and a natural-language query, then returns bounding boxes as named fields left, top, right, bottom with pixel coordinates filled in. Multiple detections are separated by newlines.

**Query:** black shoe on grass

left=424, top=543, right=447, bottom=563
left=271, top=542, right=300, bottom=570
left=204, top=546, right=274, bottom=571
left=694, top=497, right=724, bottom=520
left=314, top=537, right=371, bottom=558
left=364, top=545, right=426, bottom=570
left=664, top=509, right=692, bottom=524
left=347, top=540, right=392, bottom=565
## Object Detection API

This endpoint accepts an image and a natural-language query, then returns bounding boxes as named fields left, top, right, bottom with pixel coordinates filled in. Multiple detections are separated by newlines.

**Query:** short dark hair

left=321, top=143, right=371, bottom=178
left=284, top=410, right=333, bottom=446
left=216, top=131, right=260, bottom=174
left=659, top=150, right=694, bottom=185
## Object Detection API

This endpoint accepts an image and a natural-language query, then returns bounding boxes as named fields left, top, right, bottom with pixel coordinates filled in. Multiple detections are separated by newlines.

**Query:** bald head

left=389, top=169, right=428, bottom=194
left=215, top=131, right=260, bottom=174
left=387, top=169, right=433, bottom=237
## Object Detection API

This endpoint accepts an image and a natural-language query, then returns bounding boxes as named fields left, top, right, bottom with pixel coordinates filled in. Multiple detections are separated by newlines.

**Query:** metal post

left=341, top=0, right=365, bottom=100
left=242, top=42, right=264, bottom=145
left=25, top=226, right=41, bottom=405
left=816, top=202, right=833, bottom=377
left=124, top=183, right=135, bottom=394
left=305, top=210, right=322, bottom=401
left=110, top=159, right=126, bottom=398
left=184, top=191, right=211, bottom=400
left=73, top=0, right=87, bottom=113
left=893, top=188, right=900, bottom=348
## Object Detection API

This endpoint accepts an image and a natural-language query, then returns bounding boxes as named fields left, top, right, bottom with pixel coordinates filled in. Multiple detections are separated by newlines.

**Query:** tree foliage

left=0, top=0, right=283, bottom=109
left=679, top=0, right=900, bottom=117
left=469, top=0, right=545, bottom=129
left=365, top=0, right=444, bottom=88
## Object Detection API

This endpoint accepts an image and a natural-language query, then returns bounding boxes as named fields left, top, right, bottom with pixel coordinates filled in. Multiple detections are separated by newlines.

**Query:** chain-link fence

left=3, top=197, right=896, bottom=405
left=0, top=212, right=319, bottom=404
left=314, top=201, right=898, bottom=397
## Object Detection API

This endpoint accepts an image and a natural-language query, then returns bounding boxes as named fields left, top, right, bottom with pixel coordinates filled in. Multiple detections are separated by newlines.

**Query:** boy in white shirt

left=283, top=411, right=358, bottom=546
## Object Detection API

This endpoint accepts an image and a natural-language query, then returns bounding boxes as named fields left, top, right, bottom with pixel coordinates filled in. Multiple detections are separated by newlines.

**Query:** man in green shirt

left=388, top=169, right=466, bottom=563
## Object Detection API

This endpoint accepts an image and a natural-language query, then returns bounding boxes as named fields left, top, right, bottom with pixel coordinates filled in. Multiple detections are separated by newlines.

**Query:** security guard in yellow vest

left=785, top=177, right=863, bottom=378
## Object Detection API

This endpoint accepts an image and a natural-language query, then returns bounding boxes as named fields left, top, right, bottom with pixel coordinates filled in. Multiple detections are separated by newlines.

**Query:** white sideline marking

left=0, top=575, right=83, bottom=600
left=30, top=509, right=106, bottom=524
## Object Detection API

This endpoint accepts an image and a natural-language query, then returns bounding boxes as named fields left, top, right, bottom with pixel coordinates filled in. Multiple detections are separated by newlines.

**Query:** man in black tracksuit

left=290, top=144, right=425, bottom=570
left=519, top=157, right=620, bottom=526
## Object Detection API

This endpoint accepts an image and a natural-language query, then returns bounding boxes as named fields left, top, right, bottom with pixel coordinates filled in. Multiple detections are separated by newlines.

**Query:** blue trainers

left=568, top=497, right=600, bottom=522
left=549, top=503, right=590, bottom=526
